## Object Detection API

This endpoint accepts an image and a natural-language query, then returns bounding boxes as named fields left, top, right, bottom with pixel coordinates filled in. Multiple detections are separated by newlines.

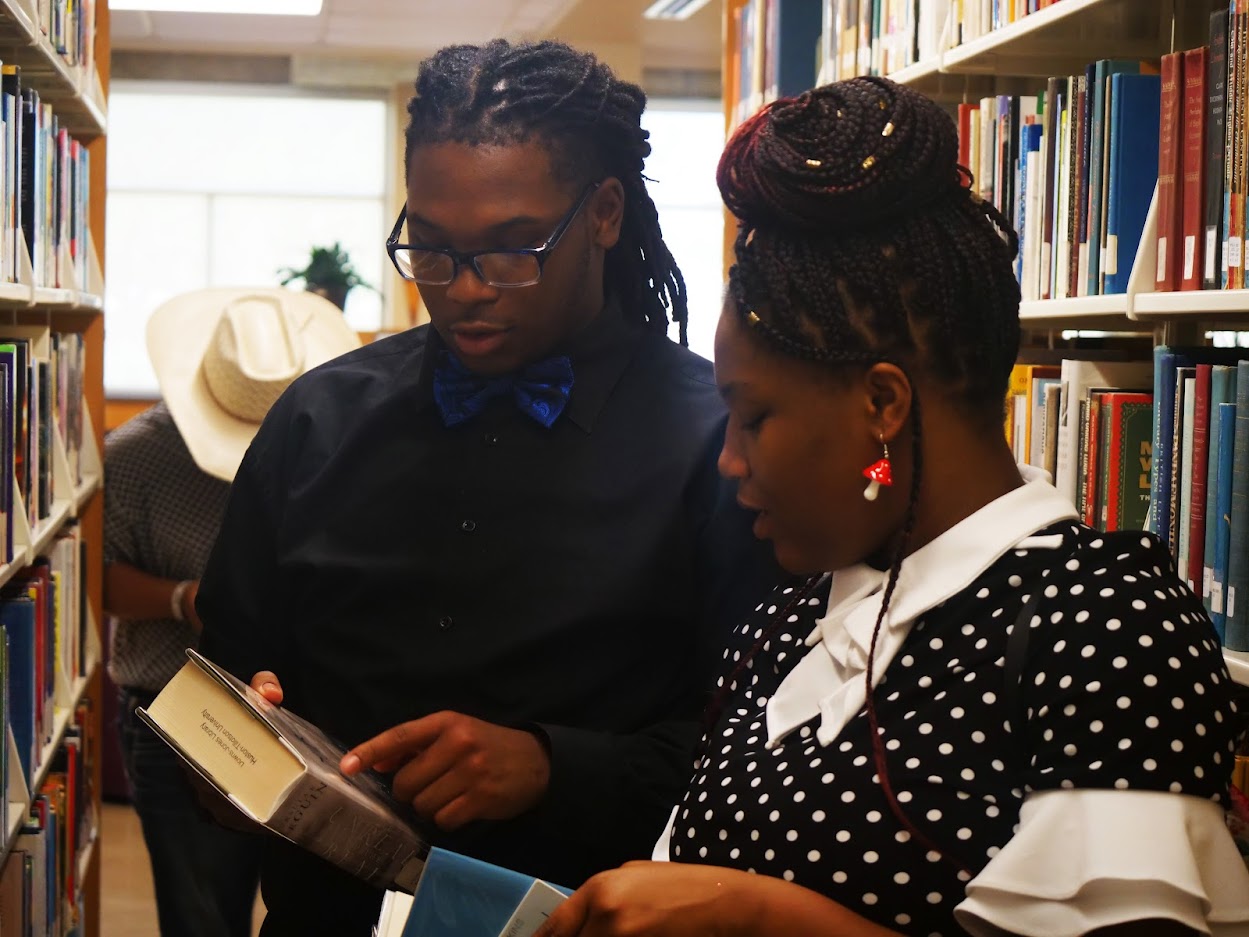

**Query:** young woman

left=537, top=76, right=1249, bottom=937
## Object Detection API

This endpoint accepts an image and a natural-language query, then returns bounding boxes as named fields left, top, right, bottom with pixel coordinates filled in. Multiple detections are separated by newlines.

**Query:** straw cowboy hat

left=147, top=287, right=362, bottom=482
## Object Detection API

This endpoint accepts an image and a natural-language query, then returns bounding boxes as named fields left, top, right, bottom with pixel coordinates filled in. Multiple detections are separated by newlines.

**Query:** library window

left=641, top=100, right=726, bottom=361
left=105, top=82, right=388, bottom=397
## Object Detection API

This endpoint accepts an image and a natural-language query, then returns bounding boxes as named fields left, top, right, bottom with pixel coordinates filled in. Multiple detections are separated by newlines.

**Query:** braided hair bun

left=716, top=76, right=1021, bottom=418
left=719, top=76, right=968, bottom=235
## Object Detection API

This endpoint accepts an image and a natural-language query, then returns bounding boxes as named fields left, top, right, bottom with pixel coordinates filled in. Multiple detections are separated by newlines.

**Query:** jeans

left=119, top=690, right=263, bottom=937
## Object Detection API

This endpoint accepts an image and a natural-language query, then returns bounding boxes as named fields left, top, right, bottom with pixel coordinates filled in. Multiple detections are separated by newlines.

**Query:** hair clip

left=805, top=158, right=822, bottom=168
left=881, top=121, right=895, bottom=137
left=862, top=155, right=877, bottom=170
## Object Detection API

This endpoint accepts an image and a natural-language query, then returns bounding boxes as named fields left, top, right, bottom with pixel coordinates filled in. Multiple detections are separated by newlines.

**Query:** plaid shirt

left=104, top=401, right=232, bottom=693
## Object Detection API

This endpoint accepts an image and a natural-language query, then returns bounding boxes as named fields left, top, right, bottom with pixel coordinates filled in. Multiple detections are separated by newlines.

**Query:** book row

left=0, top=701, right=94, bottom=937
left=0, top=63, right=92, bottom=293
left=1009, top=346, right=1249, bottom=654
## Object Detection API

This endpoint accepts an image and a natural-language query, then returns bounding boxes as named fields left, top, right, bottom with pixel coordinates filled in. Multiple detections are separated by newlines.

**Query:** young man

left=105, top=288, right=360, bottom=937
left=196, top=39, right=776, bottom=936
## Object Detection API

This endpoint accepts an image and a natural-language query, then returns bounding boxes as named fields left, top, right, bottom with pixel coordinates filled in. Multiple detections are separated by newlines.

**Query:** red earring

left=862, top=439, right=892, bottom=502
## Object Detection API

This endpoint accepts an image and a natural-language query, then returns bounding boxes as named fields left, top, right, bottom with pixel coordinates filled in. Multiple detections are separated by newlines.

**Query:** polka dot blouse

left=669, top=521, right=1241, bottom=936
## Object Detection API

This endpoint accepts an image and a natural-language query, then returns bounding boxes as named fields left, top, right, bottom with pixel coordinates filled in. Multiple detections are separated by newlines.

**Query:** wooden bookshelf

left=0, top=0, right=110, bottom=934
left=721, top=3, right=1249, bottom=699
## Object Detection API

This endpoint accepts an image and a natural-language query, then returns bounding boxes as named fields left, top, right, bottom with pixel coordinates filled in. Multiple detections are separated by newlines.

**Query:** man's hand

left=341, top=712, right=551, bottom=831
left=249, top=671, right=284, bottom=704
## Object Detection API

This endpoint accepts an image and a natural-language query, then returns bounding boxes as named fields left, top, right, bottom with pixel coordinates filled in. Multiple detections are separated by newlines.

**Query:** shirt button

left=484, top=432, right=499, bottom=446
left=461, top=519, right=477, bottom=533
left=438, top=616, right=453, bottom=631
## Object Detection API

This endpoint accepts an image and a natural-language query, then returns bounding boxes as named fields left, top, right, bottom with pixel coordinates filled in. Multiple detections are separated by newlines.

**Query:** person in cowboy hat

left=103, top=287, right=360, bottom=937
left=194, top=39, right=778, bottom=937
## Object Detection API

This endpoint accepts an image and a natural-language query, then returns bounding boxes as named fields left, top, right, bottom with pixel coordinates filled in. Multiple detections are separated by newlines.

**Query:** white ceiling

left=111, top=0, right=723, bottom=73
left=114, top=0, right=580, bottom=53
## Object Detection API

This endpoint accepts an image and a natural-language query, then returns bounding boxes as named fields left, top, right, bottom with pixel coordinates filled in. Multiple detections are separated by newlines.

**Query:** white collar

left=765, top=465, right=1079, bottom=748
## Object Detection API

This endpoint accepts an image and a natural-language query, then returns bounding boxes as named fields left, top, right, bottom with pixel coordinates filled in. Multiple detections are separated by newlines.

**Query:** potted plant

left=279, top=242, right=373, bottom=311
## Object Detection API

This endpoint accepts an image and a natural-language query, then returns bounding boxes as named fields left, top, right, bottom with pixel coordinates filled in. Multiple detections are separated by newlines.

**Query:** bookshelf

left=720, top=1, right=1249, bottom=690
left=0, top=0, right=108, bottom=934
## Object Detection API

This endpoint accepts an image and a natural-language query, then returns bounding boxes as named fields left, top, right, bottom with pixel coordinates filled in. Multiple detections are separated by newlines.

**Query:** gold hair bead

left=878, top=99, right=888, bottom=110
left=862, top=155, right=877, bottom=170
left=837, top=109, right=844, bottom=118
left=805, top=158, right=822, bottom=168
left=881, top=121, right=895, bottom=137
left=747, top=311, right=761, bottom=324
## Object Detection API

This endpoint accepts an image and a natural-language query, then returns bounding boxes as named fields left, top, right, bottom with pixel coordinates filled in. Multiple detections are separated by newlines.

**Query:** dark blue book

left=1, top=595, right=36, bottom=784
left=1225, top=361, right=1249, bottom=650
left=1204, top=365, right=1238, bottom=617
left=1213, top=401, right=1237, bottom=643
left=769, top=0, right=823, bottom=99
left=1104, top=72, right=1161, bottom=294
left=1087, top=59, right=1141, bottom=294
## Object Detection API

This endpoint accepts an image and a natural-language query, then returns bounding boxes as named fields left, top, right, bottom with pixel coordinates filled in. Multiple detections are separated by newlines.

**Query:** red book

left=957, top=103, right=978, bottom=171
left=1189, top=365, right=1212, bottom=594
left=1181, top=47, right=1209, bottom=290
left=1083, top=392, right=1105, bottom=528
left=1155, top=52, right=1183, bottom=292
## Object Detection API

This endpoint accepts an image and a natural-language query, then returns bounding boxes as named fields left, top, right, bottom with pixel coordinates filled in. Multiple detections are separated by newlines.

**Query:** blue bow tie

left=433, top=351, right=575, bottom=429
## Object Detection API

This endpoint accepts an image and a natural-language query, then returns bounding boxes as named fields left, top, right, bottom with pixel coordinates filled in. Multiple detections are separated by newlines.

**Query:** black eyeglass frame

left=386, top=182, right=601, bottom=288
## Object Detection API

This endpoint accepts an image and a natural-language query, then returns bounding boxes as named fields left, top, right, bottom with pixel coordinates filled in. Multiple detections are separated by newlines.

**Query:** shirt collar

left=766, top=465, right=1080, bottom=747
left=412, top=297, right=643, bottom=434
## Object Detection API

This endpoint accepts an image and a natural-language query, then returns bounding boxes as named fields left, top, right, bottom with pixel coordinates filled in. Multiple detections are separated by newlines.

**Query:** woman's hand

left=535, top=862, right=903, bottom=937
left=535, top=862, right=759, bottom=937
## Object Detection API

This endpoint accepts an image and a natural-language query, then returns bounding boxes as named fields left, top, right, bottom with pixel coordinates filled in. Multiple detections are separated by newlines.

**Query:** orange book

left=1155, top=52, right=1183, bottom=291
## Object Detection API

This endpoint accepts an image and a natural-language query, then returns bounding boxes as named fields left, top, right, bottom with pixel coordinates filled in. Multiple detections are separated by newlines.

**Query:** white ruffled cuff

left=956, top=789, right=1249, bottom=936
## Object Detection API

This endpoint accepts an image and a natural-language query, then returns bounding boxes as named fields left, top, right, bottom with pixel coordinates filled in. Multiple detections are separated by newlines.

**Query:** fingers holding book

left=341, top=711, right=551, bottom=831
left=248, top=670, right=284, bottom=705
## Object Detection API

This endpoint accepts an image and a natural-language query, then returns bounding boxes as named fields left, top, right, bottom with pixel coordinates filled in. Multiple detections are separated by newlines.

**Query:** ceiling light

left=642, top=0, right=714, bottom=20
left=111, top=0, right=322, bottom=13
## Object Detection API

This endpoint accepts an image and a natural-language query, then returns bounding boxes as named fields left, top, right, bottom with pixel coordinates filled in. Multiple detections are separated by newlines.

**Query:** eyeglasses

left=386, top=182, right=600, bottom=288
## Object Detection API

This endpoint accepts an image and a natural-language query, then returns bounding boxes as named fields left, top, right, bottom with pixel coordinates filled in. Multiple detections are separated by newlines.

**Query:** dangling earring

left=862, top=438, right=893, bottom=502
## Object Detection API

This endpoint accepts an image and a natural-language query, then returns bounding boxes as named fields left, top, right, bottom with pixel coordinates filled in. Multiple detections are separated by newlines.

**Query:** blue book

left=1213, top=401, right=1237, bottom=643
left=770, top=0, right=823, bottom=99
left=1087, top=59, right=1141, bottom=294
left=399, top=848, right=570, bottom=937
left=1225, top=361, right=1249, bottom=650
left=1017, top=123, right=1043, bottom=282
left=1104, top=72, right=1161, bottom=294
left=1, top=595, right=35, bottom=784
left=1149, top=347, right=1245, bottom=542
left=1204, top=365, right=1238, bottom=616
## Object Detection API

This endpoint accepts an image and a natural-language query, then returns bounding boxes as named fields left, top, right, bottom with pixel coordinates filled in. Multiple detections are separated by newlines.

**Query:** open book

left=138, top=648, right=429, bottom=892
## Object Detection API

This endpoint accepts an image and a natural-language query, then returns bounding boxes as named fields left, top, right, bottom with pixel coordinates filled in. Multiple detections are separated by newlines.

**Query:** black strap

left=1003, top=590, right=1041, bottom=744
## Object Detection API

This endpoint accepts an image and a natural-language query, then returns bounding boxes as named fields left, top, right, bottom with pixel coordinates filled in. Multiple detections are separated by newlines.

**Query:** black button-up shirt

left=197, top=306, right=776, bottom=935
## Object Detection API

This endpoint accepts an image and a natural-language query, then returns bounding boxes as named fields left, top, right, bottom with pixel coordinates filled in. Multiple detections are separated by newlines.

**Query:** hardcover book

left=138, top=649, right=429, bottom=892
